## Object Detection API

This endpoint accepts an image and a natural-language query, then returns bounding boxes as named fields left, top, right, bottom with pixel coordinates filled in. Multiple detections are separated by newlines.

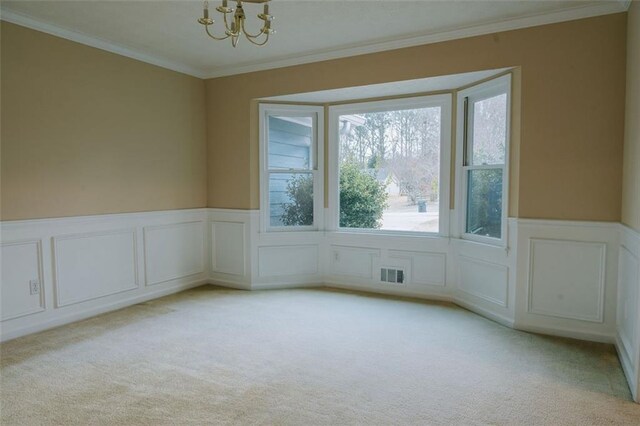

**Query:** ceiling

left=0, top=1, right=630, bottom=78
left=263, top=68, right=510, bottom=103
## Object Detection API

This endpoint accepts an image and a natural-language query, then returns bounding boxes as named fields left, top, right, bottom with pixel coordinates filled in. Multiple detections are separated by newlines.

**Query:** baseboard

left=453, top=297, right=515, bottom=328
left=323, top=281, right=454, bottom=303
left=251, top=281, right=323, bottom=290
left=1, top=279, right=207, bottom=342
left=513, top=323, right=615, bottom=344
left=208, top=279, right=251, bottom=291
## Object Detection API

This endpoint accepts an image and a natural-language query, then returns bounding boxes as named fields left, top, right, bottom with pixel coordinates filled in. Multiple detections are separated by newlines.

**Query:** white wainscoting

left=451, top=219, right=517, bottom=327
left=144, top=221, right=205, bottom=286
left=514, top=219, right=619, bottom=343
left=616, top=224, right=640, bottom=402
left=0, top=209, right=209, bottom=341
left=325, top=231, right=453, bottom=300
left=208, top=209, right=256, bottom=289
left=1, top=240, right=45, bottom=321
left=2, top=207, right=638, bottom=400
left=53, top=229, right=139, bottom=307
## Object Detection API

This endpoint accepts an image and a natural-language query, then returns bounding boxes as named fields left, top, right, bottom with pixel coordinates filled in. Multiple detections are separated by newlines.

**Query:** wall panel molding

left=527, top=238, right=606, bottom=323
left=0, top=208, right=209, bottom=342
left=458, top=255, right=509, bottom=307
left=1, top=239, right=46, bottom=321
left=143, top=221, right=205, bottom=286
left=52, top=229, right=139, bottom=308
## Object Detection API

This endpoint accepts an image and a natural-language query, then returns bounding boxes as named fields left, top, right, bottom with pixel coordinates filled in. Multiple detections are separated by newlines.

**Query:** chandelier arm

left=205, top=25, right=230, bottom=41
left=241, top=20, right=264, bottom=39
left=223, top=11, right=238, bottom=35
left=245, top=31, right=269, bottom=46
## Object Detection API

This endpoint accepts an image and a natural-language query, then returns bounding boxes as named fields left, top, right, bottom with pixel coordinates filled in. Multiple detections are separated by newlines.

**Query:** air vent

left=380, top=267, right=404, bottom=284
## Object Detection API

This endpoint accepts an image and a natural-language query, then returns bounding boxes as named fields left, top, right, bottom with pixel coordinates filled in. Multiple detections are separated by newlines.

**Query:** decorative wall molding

left=0, top=239, right=46, bottom=321
left=527, top=238, right=606, bottom=323
left=0, top=2, right=630, bottom=79
left=52, top=228, right=139, bottom=307
left=0, top=208, right=209, bottom=342
left=616, top=224, right=640, bottom=402
left=143, top=221, right=205, bottom=286
left=1, top=208, right=637, bottom=400
left=0, top=8, right=207, bottom=78
left=458, top=255, right=509, bottom=308
left=203, top=1, right=630, bottom=78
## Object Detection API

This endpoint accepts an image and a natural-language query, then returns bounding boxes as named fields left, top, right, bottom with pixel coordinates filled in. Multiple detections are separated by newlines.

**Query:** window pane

left=471, top=93, right=507, bottom=165
left=338, top=107, right=441, bottom=232
left=268, top=115, right=313, bottom=170
left=269, top=173, right=314, bottom=227
left=466, top=169, right=503, bottom=239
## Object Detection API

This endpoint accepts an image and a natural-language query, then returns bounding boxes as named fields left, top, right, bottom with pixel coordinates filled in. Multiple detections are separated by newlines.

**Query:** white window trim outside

left=259, top=103, right=324, bottom=233
left=455, top=74, right=511, bottom=246
left=327, top=94, right=452, bottom=237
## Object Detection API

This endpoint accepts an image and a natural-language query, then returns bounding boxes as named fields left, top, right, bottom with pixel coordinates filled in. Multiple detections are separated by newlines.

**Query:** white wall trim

left=457, top=255, right=509, bottom=308
left=203, top=2, right=629, bottom=78
left=526, top=238, right=606, bottom=323
left=0, top=239, right=46, bottom=321
left=1, top=2, right=628, bottom=79
left=52, top=228, right=140, bottom=308
left=0, top=8, right=207, bottom=78
left=1, top=278, right=206, bottom=343
left=143, top=221, right=206, bottom=286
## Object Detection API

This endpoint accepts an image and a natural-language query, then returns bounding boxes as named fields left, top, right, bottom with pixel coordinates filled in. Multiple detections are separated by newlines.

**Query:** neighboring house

left=268, top=116, right=312, bottom=226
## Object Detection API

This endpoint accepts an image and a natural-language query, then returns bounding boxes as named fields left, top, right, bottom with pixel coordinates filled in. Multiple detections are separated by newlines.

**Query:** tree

left=339, top=163, right=388, bottom=229
left=280, top=163, right=388, bottom=229
left=281, top=174, right=314, bottom=226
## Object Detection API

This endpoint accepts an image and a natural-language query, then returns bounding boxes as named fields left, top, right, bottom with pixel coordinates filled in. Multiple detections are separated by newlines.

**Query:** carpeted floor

left=1, top=286, right=638, bottom=425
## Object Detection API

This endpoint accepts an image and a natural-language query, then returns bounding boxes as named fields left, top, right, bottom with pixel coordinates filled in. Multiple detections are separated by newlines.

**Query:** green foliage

left=339, top=163, right=388, bottom=229
left=466, top=169, right=503, bottom=238
left=281, top=174, right=314, bottom=226
left=280, top=164, right=388, bottom=229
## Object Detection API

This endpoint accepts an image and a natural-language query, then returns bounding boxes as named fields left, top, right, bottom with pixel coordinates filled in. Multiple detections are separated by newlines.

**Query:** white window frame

left=327, top=94, right=452, bottom=236
left=259, top=103, right=324, bottom=233
left=455, top=74, right=511, bottom=246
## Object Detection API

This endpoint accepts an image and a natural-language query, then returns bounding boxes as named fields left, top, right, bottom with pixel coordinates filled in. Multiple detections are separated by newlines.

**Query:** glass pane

left=268, top=115, right=313, bottom=170
left=471, top=93, right=507, bottom=165
left=466, top=169, right=503, bottom=239
left=269, top=173, right=314, bottom=227
left=338, top=107, right=441, bottom=232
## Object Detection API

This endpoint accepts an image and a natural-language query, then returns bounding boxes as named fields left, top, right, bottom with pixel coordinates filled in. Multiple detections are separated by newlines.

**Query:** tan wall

left=205, top=13, right=627, bottom=222
left=622, top=2, right=640, bottom=232
left=1, top=22, right=208, bottom=221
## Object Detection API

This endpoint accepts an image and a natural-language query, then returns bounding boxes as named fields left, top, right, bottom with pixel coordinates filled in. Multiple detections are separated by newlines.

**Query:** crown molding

left=0, top=1, right=630, bottom=80
left=619, top=0, right=632, bottom=11
left=0, top=8, right=208, bottom=79
left=203, top=1, right=630, bottom=79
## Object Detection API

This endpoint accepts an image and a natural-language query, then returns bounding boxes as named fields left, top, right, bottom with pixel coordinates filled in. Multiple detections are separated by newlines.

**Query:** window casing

left=328, top=95, right=452, bottom=236
left=259, top=104, right=324, bottom=232
left=456, top=74, right=511, bottom=245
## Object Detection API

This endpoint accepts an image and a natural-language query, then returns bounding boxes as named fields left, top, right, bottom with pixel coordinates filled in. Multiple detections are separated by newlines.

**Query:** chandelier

left=197, top=0, right=274, bottom=47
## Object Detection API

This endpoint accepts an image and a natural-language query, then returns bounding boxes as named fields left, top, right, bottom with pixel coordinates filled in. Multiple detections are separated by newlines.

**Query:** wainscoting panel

left=53, top=229, right=139, bottom=307
left=388, top=251, right=446, bottom=287
left=1, top=240, right=45, bottom=321
left=458, top=256, right=509, bottom=308
left=211, top=221, right=245, bottom=276
left=616, top=225, right=640, bottom=402
left=258, top=245, right=319, bottom=277
left=528, top=238, right=606, bottom=322
left=0, top=209, right=209, bottom=342
left=330, top=245, right=379, bottom=279
left=144, top=221, right=205, bottom=286
left=515, top=220, right=619, bottom=343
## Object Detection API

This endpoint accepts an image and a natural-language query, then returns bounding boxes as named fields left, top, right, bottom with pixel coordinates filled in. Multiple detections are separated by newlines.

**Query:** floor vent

left=380, top=267, right=404, bottom=284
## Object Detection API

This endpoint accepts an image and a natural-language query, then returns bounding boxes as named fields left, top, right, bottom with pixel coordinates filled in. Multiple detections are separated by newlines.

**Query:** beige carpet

left=1, top=286, right=638, bottom=425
